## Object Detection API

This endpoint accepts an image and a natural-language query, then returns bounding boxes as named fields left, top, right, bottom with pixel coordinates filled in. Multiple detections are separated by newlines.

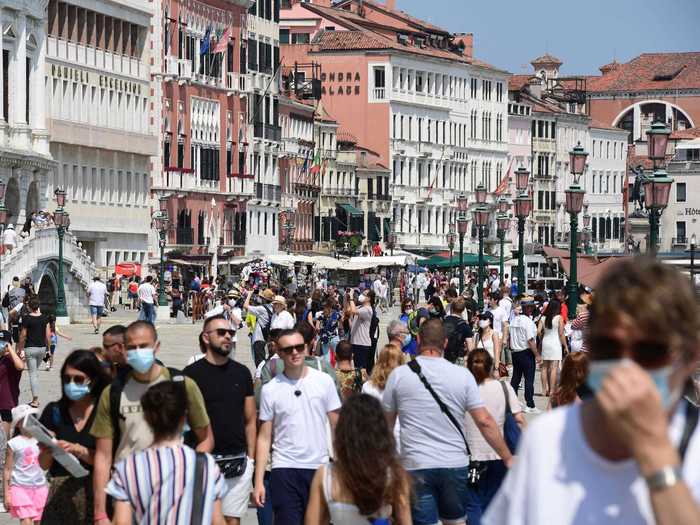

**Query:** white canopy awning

left=675, top=138, right=700, bottom=150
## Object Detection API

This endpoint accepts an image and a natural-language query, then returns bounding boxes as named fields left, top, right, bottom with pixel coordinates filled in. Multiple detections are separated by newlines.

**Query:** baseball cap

left=11, top=404, right=38, bottom=427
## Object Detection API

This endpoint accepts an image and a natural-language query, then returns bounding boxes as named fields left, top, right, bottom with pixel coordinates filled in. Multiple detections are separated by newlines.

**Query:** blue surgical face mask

left=587, top=359, right=681, bottom=409
left=127, top=348, right=156, bottom=374
left=63, top=382, right=91, bottom=401
left=402, top=334, right=412, bottom=347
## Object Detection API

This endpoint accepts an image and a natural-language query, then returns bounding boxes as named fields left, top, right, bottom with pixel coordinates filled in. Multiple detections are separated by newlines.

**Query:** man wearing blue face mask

left=484, top=257, right=700, bottom=525
left=90, top=321, right=213, bottom=525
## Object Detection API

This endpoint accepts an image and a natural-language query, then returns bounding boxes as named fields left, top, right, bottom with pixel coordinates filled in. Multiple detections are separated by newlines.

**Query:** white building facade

left=662, top=139, right=700, bottom=253
left=0, top=0, right=53, bottom=229
left=45, top=0, right=157, bottom=268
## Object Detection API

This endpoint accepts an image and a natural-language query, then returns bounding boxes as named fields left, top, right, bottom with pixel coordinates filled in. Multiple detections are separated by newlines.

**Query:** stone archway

left=38, top=271, right=57, bottom=316
left=4, top=177, right=20, bottom=228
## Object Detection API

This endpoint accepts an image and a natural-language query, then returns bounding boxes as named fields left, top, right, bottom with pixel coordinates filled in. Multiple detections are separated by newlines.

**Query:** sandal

left=29, top=401, right=39, bottom=408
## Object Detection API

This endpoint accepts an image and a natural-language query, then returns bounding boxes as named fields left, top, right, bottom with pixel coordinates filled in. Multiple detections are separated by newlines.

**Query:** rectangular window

left=676, top=221, right=687, bottom=243
left=291, top=33, right=310, bottom=44
left=280, top=29, right=289, bottom=44
left=677, top=182, right=686, bottom=202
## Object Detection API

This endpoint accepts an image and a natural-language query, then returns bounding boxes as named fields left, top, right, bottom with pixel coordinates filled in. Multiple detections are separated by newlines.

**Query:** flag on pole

left=200, top=26, right=212, bottom=55
left=309, top=149, right=322, bottom=175
left=495, top=158, right=514, bottom=195
left=213, top=27, right=230, bottom=54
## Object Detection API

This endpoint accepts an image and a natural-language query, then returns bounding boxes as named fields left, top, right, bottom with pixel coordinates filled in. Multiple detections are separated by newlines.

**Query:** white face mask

left=478, top=320, right=490, bottom=329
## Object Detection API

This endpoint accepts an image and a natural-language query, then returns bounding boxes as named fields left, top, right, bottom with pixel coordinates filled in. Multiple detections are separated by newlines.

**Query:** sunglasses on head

left=278, top=343, right=305, bottom=354
left=588, top=335, right=672, bottom=369
left=207, top=328, right=236, bottom=337
left=62, top=374, right=90, bottom=386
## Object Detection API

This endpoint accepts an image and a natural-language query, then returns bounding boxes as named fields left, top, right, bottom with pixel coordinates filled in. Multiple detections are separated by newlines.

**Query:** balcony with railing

left=372, top=87, right=386, bottom=101
left=254, top=183, right=282, bottom=202
left=254, top=123, right=282, bottom=142
left=47, top=37, right=145, bottom=80
left=175, top=227, right=194, bottom=246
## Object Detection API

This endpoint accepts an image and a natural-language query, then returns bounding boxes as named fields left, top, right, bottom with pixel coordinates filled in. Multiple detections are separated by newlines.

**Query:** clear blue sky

left=396, top=0, right=700, bottom=75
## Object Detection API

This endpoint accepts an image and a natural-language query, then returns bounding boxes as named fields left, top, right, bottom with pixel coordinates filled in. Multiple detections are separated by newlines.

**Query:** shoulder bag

left=191, top=452, right=206, bottom=525
left=499, top=380, right=521, bottom=454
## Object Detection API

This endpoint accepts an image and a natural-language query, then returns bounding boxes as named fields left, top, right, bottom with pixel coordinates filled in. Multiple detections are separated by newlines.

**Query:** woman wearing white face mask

left=475, top=312, right=501, bottom=374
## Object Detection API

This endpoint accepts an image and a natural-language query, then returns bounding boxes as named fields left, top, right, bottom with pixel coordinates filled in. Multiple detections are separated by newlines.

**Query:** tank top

left=475, top=331, right=495, bottom=358
left=322, top=463, right=392, bottom=525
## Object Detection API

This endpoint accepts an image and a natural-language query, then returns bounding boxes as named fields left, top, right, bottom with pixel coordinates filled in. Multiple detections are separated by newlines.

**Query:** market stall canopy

left=218, top=255, right=260, bottom=266
left=115, top=262, right=141, bottom=277
left=347, top=255, right=416, bottom=268
left=423, top=253, right=498, bottom=268
left=167, top=258, right=207, bottom=267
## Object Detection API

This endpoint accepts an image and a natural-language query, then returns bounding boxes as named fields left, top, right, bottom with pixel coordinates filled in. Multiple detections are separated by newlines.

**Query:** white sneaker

left=0, top=502, right=6, bottom=513
left=524, top=406, right=541, bottom=414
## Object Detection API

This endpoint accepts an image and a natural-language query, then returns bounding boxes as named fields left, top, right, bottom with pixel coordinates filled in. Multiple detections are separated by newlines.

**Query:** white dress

left=541, top=315, right=563, bottom=360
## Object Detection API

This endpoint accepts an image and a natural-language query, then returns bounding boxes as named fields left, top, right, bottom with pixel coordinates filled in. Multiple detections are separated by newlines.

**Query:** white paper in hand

left=23, top=414, right=89, bottom=478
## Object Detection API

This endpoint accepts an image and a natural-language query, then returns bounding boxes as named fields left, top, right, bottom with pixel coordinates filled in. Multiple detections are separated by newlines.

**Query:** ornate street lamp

left=473, top=205, right=490, bottom=310
left=582, top=206, right=592, bottom=254
left=53, top=188, right=70, bottom=319
left=153, top=212, right=170, bottom=306
left=159, top=195, right=169, bottom=213
left=643, top=121, right=672, bottom=255
left=456, top=194, right=469, bottom=294
left=447, top=223, right=456, bottom=280
left=475, top=183, right=487, bottom=205
left=284, top=209, right=297, bottom=255
left=497, top=212, right=510, bottom=286
left=387, top=228, right=396, bottom=256
left=564, top=142, right=588, bottom=320
left=515, top=165, right=530, bottom=193
left=514, top=191, right=532, bottom=294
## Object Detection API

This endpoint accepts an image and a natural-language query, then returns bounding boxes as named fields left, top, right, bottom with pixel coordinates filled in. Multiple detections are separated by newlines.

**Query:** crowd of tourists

left=0, top=256, right=697, bottom=524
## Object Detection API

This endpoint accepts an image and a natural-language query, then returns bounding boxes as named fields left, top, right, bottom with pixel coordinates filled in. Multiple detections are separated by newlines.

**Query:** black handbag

left=214, top=453, right=248, bottom=479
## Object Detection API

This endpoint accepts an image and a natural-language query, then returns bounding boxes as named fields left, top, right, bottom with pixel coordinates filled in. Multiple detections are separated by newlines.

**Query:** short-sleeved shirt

left=509, top=314, right=538, bottom=351
left=7, top=435, right=45, bottom=487
left=464, top=380, right=521, bottom=461
left=270, top=310, right=295, bottom=331
left=0, top=355, right=22, bottom=410
left=247, top=304, right=273, bottom=343
left=382, top=356, right=484, bottom=470
left=184, top=358, right=254, bottom=455
left=90, top=366, right=210, bottom=462
left=259, top=367, right=341, bottom=470
left=88, top=280, right=108, bottom=307
left=137, top=282, right=156, bottom=304
left=39, top=400, right=97, bottom=477
left=489, top=306, right=508, bottom=336
left=106, top=445, right=224, bottom=525
left=22, top=314, right=48, bottom=348
left=350, top=306, right=372, bottom=347
left=6, top=287, right=25, bottom=311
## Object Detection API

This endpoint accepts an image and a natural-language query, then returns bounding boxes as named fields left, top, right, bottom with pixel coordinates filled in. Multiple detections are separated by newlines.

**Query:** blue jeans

left=464, top=460, right=508, bottom=525
left=139, top=302, right=156, bottom=324
left=511, top=349, right=536, bottom=408
left=410, top=467, right=469, bottom=525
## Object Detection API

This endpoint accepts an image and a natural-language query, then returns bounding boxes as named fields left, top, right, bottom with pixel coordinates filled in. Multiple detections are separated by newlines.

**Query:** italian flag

left=309, top=149, right=322, bottom=175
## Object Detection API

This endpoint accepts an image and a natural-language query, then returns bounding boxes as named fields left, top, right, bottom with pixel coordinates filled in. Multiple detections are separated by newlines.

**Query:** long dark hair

left=467, top=348, right=493, bottom=384
left=60, top=349, right=110, bottom=404
left=427, top=296, right=446, bottom=319
left=333, top=394, right=410, bottom=516
left=545, top=298, right=561, bottom=329
left=551, top=352, right=589, bottom=408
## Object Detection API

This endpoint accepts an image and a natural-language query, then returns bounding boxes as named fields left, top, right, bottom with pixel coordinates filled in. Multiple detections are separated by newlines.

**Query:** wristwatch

left=645, top=465, right=682, bottom=492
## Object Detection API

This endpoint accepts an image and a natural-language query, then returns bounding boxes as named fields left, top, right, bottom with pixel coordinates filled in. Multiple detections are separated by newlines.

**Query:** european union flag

left=200, top=26, right=212, bottom=55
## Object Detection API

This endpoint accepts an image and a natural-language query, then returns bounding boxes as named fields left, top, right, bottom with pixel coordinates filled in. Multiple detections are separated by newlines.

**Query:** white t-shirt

left=8, top=435, right=46, bottom=487
left=259, top=366, right=341, bottom=469
left=509, top=314, right=537, bottom=351
left=484, top=401, right=700, bottom=525
left=88, top=280, right=108, bottom=307
left=382, top=356, right=484, bottom=470
left=3, top=227, right=17, bottom=247
left=270, top=310, right=295, bottom=331
left=465, top=380, right=521, bottom=461
left=137, top=282, right=156, bottom=304
left=498, top=296, right=513, bottom=320
left=489, top=305, right=508, bottom=335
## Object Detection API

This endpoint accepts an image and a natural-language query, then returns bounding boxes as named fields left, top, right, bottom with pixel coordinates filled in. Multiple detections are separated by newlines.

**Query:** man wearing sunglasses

left=184, top=315, right=256, bottom=525
left=485, top=257, right=700, bottom=525
left=254, top=328, right=341, bottom=524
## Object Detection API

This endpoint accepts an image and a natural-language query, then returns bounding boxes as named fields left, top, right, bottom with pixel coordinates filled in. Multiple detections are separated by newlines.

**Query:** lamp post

left=456, top=194, right=469, bottom=294
left=565, top=142, right=588, bottom=321
left=473, top=204, right=490, bottom=311
left=0, top=180, right=6, bottom=290
left=153, top=212, right=169, bottom=307
left=387, top=229, right=396, bottom=256
left=496, top=196, right=510, bottom=281
left=447, top=223, right=456, bottom=280
left=284, top=209, right=296, bottom=255
left=514, top=166, right=531, bottom=294
left=54, top=189, right=69, bottom=319
left=644, top=121, right=673, bottom=254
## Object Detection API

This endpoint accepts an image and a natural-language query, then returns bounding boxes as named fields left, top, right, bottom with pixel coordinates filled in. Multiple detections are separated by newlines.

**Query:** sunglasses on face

left=207, top=328, right=236, bottom=337
left=62, top=374, right=90, bottom=386
left=278, top=343, right=306, bottom=355
left=589, top=336, right=672, bottom=369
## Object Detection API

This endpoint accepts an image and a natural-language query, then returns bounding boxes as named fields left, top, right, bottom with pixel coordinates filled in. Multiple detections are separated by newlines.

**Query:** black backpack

left=443, top=316, right=467, bottom=363
left=109, top=366, right=186, bottom=457
left=369, top=307, right=380, bottom=343
left=258, top=305, right=274, bottom=341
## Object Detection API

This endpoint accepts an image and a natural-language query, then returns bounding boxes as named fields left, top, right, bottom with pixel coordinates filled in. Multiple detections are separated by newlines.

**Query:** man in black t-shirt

left=442, top=298, right=474, bottom=363
left=183, top=315, right=256, bottom=525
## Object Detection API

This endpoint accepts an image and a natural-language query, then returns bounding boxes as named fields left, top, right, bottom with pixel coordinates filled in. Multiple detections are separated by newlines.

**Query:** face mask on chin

left=587, top=358, right=683, bottom=410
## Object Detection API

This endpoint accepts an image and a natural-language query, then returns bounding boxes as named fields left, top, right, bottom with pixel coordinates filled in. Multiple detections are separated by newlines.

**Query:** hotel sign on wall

left=50, top=64, right=144, bottom=95
left=320, top=71, right=361, bottom=96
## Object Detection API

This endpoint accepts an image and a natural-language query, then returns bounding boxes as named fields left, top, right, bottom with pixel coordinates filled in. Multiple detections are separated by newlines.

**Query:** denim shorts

left=89, top=305, right=104, bottom=316
left=410, top=467, right=469, bottom=525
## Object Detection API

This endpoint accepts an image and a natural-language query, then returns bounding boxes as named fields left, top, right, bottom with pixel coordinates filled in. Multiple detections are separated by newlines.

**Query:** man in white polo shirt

left=87, top=276, right=108, bottom=334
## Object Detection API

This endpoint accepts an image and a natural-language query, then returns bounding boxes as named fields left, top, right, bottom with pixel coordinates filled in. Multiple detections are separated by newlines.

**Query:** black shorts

left=0, top=409, right=12, bottom=423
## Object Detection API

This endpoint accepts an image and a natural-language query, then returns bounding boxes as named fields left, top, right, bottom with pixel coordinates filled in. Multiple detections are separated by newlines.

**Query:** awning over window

left=337, top=203, right=363, bottom=216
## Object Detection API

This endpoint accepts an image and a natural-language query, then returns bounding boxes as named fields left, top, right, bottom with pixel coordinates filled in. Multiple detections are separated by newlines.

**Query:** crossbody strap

left=680, top=399, right=699, bottom=462
left=499, top=380, right=512, bottom=415
left=407, top=360, right=471, bottom=457
left=191, top=452, right=206, bottom=525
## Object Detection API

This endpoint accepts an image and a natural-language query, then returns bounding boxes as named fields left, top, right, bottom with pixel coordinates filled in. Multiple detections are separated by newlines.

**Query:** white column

left=13, top=14, right=27, bottom=126
left=633, top=104, right=642, bottom=142
left=0, top=8, right=4, bottom=122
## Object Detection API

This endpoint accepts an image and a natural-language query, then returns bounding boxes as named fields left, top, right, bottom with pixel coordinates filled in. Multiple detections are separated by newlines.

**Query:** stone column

left=633, top=104, right=642, bottom=142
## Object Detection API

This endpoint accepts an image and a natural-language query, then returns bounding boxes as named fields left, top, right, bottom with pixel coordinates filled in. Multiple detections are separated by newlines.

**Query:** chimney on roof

left=599, top=61, right=620, bottom=75
left=453, top=33, right=473, bottom=59
left=385, top=0, right=396, bottom=9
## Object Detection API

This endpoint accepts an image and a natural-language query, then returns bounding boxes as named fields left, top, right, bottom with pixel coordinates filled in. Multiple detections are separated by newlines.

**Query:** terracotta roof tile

left=509, top=74, right=535, bottom=91
left=590, top=118, right=623, bottom=131
left=670, top=127, right=700, bottom=140
left=312, top=30, right=389, bottom=51
left=588, top=52, right=700, bottom=92
left=334, top=0, right=450, bottom=35
left=531, top=53, right=562, bottom=66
